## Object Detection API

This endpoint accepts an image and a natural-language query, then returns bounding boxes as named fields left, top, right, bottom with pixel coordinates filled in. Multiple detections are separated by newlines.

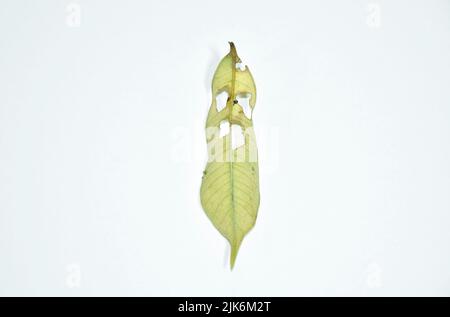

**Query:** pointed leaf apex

left=229, top=241, right=241, bottom=270
left=228, top=42, right=238, bottom=58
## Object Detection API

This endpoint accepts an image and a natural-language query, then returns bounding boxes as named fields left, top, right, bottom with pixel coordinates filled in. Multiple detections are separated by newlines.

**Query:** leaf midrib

left=228, top=43, right=238, bottom=247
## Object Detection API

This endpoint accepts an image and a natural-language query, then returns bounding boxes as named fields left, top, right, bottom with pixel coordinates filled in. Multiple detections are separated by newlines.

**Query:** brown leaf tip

left=228, top=41, right=238, bottom=59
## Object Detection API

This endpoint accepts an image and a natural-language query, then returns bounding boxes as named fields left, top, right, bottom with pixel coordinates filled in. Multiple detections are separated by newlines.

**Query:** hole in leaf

left=235, top=62, right=246, bottom=71
left=215, top=91, right=229, bottom=112
left=236, top=93, right=252, bottom=119
left=231, top=124, right=245, bottom=150
left=219, top=121, right=230, bottom=137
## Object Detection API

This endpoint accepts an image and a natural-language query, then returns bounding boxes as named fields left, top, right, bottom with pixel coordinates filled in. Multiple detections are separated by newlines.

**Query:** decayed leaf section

left=200, top=42, right=259, bottom=269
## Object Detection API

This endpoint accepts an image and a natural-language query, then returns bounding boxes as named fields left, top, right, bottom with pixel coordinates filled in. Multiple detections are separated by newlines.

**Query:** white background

left=1, top=0, right=449, bottom=296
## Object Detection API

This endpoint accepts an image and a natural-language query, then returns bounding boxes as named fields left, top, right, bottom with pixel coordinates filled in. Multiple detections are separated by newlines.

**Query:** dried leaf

left=200, top=42, right=260, bottom=269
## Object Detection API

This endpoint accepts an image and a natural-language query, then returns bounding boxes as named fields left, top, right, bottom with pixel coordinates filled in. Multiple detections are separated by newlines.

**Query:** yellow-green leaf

left=200, top=42, right=260, bottom=269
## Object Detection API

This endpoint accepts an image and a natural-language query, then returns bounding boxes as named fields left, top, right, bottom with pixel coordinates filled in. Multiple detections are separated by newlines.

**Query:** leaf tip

left=228, top=41, right=238, bottom=58
left=229, top=241, right=241, bottom=270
